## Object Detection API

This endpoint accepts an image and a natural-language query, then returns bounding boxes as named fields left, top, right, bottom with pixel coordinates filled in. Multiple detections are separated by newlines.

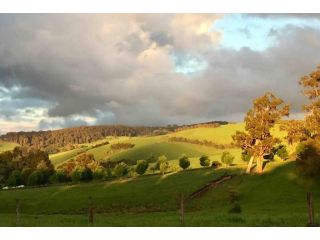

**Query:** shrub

left=199, top=155, right=210, bottom=167
left=93, top=167, right=105, bottom=180
left=71, top=167, right=93, bottom=182
left=179, top=155, right=190, bottom=170
left=221, top=151, right=235, bottom=167
left=21, top=167, right=33, bottom=185
left=135, top=160, right=149, bottom=175
left=211, top=161, right=222, bottom=169
left=28, top=170, right=44, bottom=186
left=113, top=162, right=129, bottom=178
left=50, top=170, right=70, bottom=183
left=157, top=155, right=169, bottom=175
left=7, top=170, right=22, bottom=187
left=228, top=203, right=242, bottom=214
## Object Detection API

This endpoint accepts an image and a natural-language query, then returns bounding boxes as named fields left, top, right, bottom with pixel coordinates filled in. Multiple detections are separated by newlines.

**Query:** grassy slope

left=0, top=141, right=19, bottom=153
left=0, top=161, right=319, bottom=226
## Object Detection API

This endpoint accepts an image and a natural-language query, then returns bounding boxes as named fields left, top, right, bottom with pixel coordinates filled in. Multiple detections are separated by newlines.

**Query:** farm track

left=187, top=174, right=235, bottom=200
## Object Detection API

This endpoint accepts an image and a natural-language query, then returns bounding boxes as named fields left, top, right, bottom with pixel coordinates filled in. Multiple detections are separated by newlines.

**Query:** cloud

left=0, top=14, right=320, bottom=133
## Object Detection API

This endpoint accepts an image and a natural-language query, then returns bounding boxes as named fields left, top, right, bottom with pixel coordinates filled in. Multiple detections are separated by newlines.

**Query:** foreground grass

left=1, top=161, right=320, bottom=226
left=1, top=211, right=316, bottom=227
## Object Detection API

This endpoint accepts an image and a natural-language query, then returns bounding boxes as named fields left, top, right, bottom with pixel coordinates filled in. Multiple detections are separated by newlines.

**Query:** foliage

left=157, top=155, right=169, bottom=175
left=21, top=167, right=33, bottom=185
left=93, top=167, right=105, bottom=180
left=28, top=170, right=44, bottom=186
left=0, top=125, right=162, bottom=149
left=113, top=162, right=129, bottom=178
left=274, top=145, right=289, bottom=160
left=135, top=160, right=149, bottom=175
left=71, top=167, right=93, bottom=182
left=110, top=143, right=135, bottom=150
left=221, top=151, right=235, bottom=167
left=211, top=160, right=222, bottom=169
left=232, top=92, right=289, bottom=173
left=6, top=170, right=22, bottom=187
left=50, top=170, right=70, bottom=183
left=299, top=65, right=320, bottom=140
left=179, top=155, right=190, bottom=170
left=199, top=155, right=210, bottom=167
left=241, top=151, right=251, bottom=162
left=295, top=140, right=320, bottom=187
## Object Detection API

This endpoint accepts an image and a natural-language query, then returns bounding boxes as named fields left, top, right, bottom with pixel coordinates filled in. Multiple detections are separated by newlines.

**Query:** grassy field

left=0, top=141, right=19, bottom=152
left=0, top=160, right=318, bottom=226
left=1, top=122, right=311, bottom=226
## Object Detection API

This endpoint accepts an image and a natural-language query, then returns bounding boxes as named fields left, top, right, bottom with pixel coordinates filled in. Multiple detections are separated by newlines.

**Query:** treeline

left=0, top=147, right=54, bottom=186
left=110, top=143, right=135, bottom=150
left=173, top=121, right=228, bottom=132
left=169, top=137, right=234, bottom=149
left=0, top=125, right=162, bottom=150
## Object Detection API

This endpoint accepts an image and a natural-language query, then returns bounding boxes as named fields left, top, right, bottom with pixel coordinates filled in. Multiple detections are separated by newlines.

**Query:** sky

left=0, top=13, right=320, bottom=134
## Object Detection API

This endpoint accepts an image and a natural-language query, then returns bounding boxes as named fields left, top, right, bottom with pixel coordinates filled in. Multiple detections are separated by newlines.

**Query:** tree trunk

left=246, top=156, right=254, bottom=174
left=307, top=192, right=315, bottom=226
left=256, top=157, right=263, bottom=174
left=180, top=193, right=185, bottom=227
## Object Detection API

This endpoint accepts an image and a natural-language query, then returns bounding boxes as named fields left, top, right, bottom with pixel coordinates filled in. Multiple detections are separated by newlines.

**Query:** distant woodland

left=0, top=122, right=227, bottom=151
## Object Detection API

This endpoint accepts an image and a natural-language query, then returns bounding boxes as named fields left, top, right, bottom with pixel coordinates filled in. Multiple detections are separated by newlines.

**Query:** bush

left=93, top=167, right=105, bottom=180
left=50, top=170, right=70, bottom=183
left=228, top=203, right=242, bottom=214
left=28, top=170, right=44, bottom=186
left=211, top=160, right=222, bottom=169
left=21, top=167, right=33, bottom=185
left=179, top=155, right=190, bottom=170
left=157, top=155, right=169, bottom=175
left=7, top=170, right=22, bottom=187
left=113, top=162, right=129, bottom=178
left=135, top=160, right=149, bottom=175
left=199, top=155, right=210, bottom=167
left=71, top=167, right=93, bottom=182
left=221, top=151, right=235, bottom=167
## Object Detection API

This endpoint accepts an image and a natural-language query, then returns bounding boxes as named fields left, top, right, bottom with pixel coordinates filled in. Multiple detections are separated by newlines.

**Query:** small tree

left=295, top=140, right=320, bottom=226
left=50, top=170, right=70, bottom=183
left=199, top=155, right=210, bottom=167
left=93, top=166, right=105, bottom=180
left=179, top=155, right=190, bottom=170
left=221, top=151, right=234, bottom=167
left=113, top=162, right=129, bottom=178
left=158, top=155, right=169, bottom=175
left=232, top=92, right=290, bottom=174
left=28, top=170, right=44, bottom=186
left=7, top=170, right=22, bottom=187
left=135, top=160, right=149, bottom=175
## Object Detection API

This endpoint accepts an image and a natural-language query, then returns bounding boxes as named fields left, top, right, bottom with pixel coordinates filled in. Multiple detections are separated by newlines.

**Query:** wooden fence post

left=16, top=198, right=20, bottom=227
left=88, top=196, right=94, bottom=225
left=307, top=192, right=315, bottom=226
left=180, top=193, right=185, bottom=227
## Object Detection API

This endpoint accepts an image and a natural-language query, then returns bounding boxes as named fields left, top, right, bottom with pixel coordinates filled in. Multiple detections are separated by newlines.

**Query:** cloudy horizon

left=0, top=13, right=320, bottom=134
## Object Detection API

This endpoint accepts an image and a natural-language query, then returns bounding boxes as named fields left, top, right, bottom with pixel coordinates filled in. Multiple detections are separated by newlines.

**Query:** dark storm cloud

left=0, top=14, right=320, bottom=132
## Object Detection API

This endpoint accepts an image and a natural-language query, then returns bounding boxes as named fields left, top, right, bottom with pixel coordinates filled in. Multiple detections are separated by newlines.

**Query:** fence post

left=307, top=192, right=315, bottom=226
left=16, top=198, right=20, bottom=227
left=180, top=193, right=185, bottom=227
left=88, top=196, right=94, bottom=225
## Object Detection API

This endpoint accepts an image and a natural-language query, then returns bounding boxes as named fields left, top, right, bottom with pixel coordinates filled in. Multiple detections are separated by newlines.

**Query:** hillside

left=0, top=160, right=318, bottom=226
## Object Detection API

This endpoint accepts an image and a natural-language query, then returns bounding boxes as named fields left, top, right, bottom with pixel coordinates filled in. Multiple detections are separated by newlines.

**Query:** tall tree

left=299, top=65, right=320, bottom=140
left=232, top=92, right=289, bottom=174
